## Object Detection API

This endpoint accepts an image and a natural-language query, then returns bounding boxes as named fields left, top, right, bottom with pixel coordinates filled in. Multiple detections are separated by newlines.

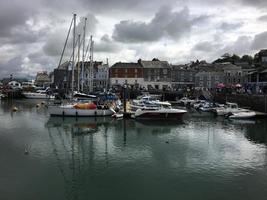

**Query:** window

left=135, top=69, right=138, bottom=73
left=163, top=69, right=167, bottom=75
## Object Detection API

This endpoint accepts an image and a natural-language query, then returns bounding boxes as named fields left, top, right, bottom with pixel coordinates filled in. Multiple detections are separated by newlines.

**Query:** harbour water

left=1, top=99, right=267, bottom=200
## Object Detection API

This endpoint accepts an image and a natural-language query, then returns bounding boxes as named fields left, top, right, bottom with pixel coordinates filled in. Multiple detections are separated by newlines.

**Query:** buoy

left=165, top=141, right=169, bottom=144
left=41, top=101, right=46, bottom=105
left=36, top=103, right=40, bottom=108
left=24, top=149, right=29, bottom=155
left=12, top=106, right=18, bottom=112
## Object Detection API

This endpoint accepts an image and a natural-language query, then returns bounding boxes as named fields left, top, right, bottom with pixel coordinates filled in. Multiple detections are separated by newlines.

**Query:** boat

left=228, top=111, right=256, bottom=119
left=23, top=88, right=55, bottom=99
left=214, top=102, right=249, bottom=116
left=133, top=101, right=187, bottom=120
left=112, top=113, right=124, bottom=119
left=48, top=102, right=116, bottom=117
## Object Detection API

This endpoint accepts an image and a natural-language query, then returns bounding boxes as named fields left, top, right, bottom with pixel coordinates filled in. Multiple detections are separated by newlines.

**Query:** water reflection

left=46, top=117, right=112, bottom=136
left=2, top=100, right=267, bottom=199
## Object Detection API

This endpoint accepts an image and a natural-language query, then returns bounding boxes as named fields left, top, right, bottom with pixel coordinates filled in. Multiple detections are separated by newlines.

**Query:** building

left=109, top=62, right=143, bottom=88
left=35, top=71, right=51, bottom=87
left=195, top=69, right=224, bottom=89
left=140, top=59, right=171, bottom=90
left=171, top=65, right=196, bottom=89
left=53, top=61, right=73, bottom=90
left=93, top=63, right=109, bottom=92
left=220, top=63, right=243, bottom=86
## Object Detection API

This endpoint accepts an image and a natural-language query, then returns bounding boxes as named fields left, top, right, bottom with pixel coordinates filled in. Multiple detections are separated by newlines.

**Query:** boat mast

left=71, top=13, right=76, bottom=96
left=89, top=35, right=94, bottom=93
left=58, top=17, right=73, bottom=68
left=81, top=17, right=87, bottom=92
left=77, top=34, right=81, bottom=92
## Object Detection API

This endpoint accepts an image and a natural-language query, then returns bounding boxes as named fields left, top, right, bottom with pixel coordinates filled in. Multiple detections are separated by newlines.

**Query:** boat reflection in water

left=46, top=116, right=112, bottom=136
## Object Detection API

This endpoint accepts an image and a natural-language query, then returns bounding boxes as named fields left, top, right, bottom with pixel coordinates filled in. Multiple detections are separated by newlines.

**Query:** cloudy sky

left=1, top=0, right=267, bottom=78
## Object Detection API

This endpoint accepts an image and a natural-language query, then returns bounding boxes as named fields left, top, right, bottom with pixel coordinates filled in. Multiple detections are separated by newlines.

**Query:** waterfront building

left=254, top=49, right=267, bottom=67
left=109, top=62, right=143, bottom=89
left=53, top=61, right=74, bottom=90
left=35, top=71, right=51, bottom=87
left=171, top=65, right=196, bottom=90
left=195, top=69, right=224, bottom=89
left=140, top=59, right=172, bottom=90
left=93, top=63, right=109, bottom=92
left=219, top=63, right=244, bottom=85
left=246, top=68, right=267, bottom=93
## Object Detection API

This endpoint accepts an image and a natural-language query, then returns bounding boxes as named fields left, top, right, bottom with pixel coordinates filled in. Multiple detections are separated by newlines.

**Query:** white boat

left=214, top=102, right=249, bottom=116
left=23, top=88, right=55, bottom=99
left=112, top=113, right=124, bottom=119
left=228, top=111, right=256, bottom=119
left=177, top=97, right=196, bottom=106
left=133, top=101, right=187, bottom=120
left=48, top=102, right=115, bottom=117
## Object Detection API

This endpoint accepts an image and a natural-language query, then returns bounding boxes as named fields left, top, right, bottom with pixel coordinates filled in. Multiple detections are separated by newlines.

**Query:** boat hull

left=134, top=109, right=187, bottom=120
left=48, top=105, right=115, bottom=117
left=229, top=111, right=256, bottom=119
left=23, top=92, right=55, bottom=99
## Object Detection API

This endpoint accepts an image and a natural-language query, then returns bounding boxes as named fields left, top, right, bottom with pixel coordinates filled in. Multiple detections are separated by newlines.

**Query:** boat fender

left=76, top=111, right=78, bottom=117
left=95, top=111, right=97, bottom=116
left=62, top=111, right=65, bottom=117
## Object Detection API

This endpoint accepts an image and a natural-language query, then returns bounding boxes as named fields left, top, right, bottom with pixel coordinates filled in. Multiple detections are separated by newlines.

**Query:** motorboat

left=133, top=101, right=187, bottom=120
left=177, top=97, right=196, bottom=106
left=112, top=113, right=124, bottom=119
left=48, top=102, right=116, bottom=117
left=228, top=111, right=256, bottom=119
left=23, top=88, right=55, bottom=99
left=214, top=102, right=249, bottom=116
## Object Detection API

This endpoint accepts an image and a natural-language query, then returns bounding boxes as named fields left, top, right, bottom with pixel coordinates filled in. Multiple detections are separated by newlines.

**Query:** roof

left=110, top=62, right=142, bottom=69
left=259, top=49, right=267, bottom=56
left=140, top=60, right=170, bottom=68
left=58, top=61, right=70, bottom=70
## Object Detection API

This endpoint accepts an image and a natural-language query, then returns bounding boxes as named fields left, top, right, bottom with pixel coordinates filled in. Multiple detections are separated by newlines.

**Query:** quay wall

left=213, top=93, right=267, bottom=113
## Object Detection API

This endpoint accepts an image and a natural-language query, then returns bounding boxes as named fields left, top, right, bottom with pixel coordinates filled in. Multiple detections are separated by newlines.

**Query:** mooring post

left=265, top=94, right=266, bottom=113
left=123, top=84, right=126, bottom=114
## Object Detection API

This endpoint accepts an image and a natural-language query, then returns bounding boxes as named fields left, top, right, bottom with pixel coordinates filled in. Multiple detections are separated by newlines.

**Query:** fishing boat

left=133, top=101, right=187, bottom=120
left=48, top=102, right=116, bottom=117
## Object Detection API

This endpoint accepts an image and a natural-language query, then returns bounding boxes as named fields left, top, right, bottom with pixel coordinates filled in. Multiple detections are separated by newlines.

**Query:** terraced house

left=139, top=59, right=172, bottom=90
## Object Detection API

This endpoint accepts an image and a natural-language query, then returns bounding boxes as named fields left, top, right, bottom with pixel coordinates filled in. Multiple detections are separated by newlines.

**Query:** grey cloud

left=75, top=13, right=98, bottom=37
left=0, top=0, right=41, bottom=37
left=0, top=56, right=23, bottom=78
left=251, top=31, right=267, bottom=50
left=240, top=0, right=267, bottom=8
left=222, top=36, right=252, bottom=55
left=112, top=6, right=209, bottom=43
left=219, top=22, right=243, bottom=31
left=193, top=41, right=221, bottom=52
left=94, top=35, right=120, bottom=53
left=258, top=15, right=267, bottom=22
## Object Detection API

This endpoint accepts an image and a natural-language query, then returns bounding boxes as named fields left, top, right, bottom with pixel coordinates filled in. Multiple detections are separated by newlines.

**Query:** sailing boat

left=48, top=14, right=116, bottom=117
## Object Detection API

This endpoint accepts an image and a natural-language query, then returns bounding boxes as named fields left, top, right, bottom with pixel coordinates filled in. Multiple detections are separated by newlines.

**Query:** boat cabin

left=225, top=102, right=238, bottom=109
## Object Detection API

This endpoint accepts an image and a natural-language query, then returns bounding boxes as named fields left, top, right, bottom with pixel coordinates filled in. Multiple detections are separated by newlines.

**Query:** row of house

left=109, top=59, right=258, bottom=90
left=38, top=49, right=267, bottom=93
